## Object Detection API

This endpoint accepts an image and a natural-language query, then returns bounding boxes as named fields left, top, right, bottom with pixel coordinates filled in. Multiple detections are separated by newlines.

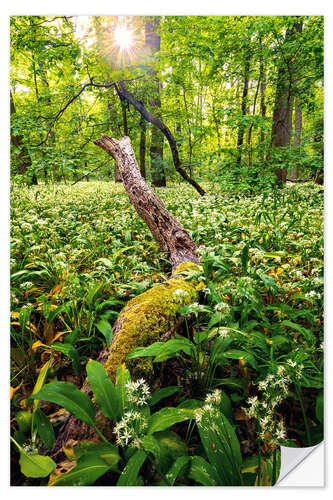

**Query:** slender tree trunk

left=259, top=37, right=267, bottom=149
left=236, top=48, right=251, bottom=166
left=247, top=77, right=261, bottom=166
left=53, top=136, right=200, bottom=453
left=211, top=95, right=221, bottom=158
left=182, top=86, right=193, bottom=175
left=145, top=16, right=166, bottom=187
left=271, top=20, right=303, bottom=186
left=290, top=99, right=302, bottom=180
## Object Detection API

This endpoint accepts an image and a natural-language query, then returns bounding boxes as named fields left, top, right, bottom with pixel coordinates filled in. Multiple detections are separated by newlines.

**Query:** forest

left=10, top=15, right=324, bottom=487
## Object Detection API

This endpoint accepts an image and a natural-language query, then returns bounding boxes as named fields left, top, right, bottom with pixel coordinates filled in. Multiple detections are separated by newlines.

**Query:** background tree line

left=10, top=15, right=324, bottom=190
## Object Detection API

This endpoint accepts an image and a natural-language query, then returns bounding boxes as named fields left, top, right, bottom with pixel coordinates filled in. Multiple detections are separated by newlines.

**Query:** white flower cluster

left=125, top=378, right=151, bottom=406
left=285, top=358, right=304, bottom=380
left=244, top=367, right=291, bottom=447
left=214, top=301, right=231, bottom=314
left=194, top=389, right=222, bottom=425
left=113, top=410, right=148, bottom=448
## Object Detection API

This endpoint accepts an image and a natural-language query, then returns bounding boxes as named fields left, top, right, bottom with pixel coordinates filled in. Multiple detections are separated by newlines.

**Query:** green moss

left=104, top=262, right=199, bottom=381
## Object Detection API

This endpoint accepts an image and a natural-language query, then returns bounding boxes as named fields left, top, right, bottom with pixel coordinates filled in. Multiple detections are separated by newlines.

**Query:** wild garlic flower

left=113, top=410, right=148, bottom=448
left=214, top=301, right=231, bottom=314
left=125, top=378, right=151, bottom=406
left=195, top=389, right=222, bottom=425
left=243, top=368, right=291, bottom=448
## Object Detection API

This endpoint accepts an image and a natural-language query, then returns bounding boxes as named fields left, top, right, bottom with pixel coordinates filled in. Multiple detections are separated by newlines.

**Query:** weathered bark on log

left=53, top=136, right=200, bottom=456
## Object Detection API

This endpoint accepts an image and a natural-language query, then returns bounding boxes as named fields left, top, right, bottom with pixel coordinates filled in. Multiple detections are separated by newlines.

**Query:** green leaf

left=281, top=320, right=315, bottom=342
left=188, top=456, right=218, bottom=486
left=165, top=456, right=190, bottom=485
left=220, top=349, right=258, bottom=370
left=33, top=408, right=55, bottom=450
left=31, top=356, right=54, bottom=411
left=117, top=450, right=147, bottom=486
left=148, top=407, right=194, bottom=434
left=315, top=391, right=324, bottom=424
left=154, top=430, right=188, bottom=459
left=95, top=319, right=113, bottom=347
left=15, top=410, right=32, bottom=434
left=197, top=410, right=242, bottom=485
left=32, top=382, right=96, bottom=426
left=73, top=441, right=120, bottom=468
left=149, top=386, right=180, bottom=407
left=51, top=342, right=81, bottom=375
left=19, top=450, right=56, bottom=478
left=115, top=364, right=131, bottom=414
left=86, top=359, right=120, bottom=421
left=53, top=454, right=112, bottom=486
left=142, top=435, right=162, bottom=461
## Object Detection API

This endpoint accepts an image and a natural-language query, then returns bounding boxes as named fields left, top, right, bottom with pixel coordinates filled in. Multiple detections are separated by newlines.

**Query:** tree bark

left=259, top=36, right=267, bottom=146
left=290, top=99, right=302, bottom=180
left=145, top=16, right=166, bottom=187
left=271, top=20, right=303, bottom=186
left=53, top=136, right=200, bottom=455
left=236, top=47, right=251, bottom=166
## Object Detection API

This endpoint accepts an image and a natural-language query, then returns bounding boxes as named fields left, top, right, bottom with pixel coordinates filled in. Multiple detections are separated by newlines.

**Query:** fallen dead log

left=53, top=136, right=201, bottom=453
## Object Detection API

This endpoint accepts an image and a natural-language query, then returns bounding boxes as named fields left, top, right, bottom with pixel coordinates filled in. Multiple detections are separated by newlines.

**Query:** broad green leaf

left=142, top=435, right=162, bottom=461
left=95, top=319, right=113, bottom=347
left=31, top=356, right=54, bottom=411
left=154, top=430, right=188, bottom=459
left=177, top=398, right=202, bottom=410
left=214, top=377, right=248, bottom=392
left=73, top=441, right=120, bottom=468
left=32, top=382, right=96, bottom=426
left=117, top=450, right=147, bottom=486
left=197, top=410, right=242, bottom=485
left=148, top=407, right=194, bottom=434
left=164, top=456, right=190, bottom=485
left=115, top=364, right=131, bottom=414
left=53, top=454, right=112, bottom=486
left=220, top=349, right=258, bottom=370
left=86, top=359, right=120, bottom=421
left=15, top=410, right=32, bottom=434
left=188, top=456, right=218, bottom=486
left=33, top=408, right=55, bottom=450
left=149, top=386, right=180, bottom=407
left=51, top=342, right=81, bottom=375
left=19, top=450, right=56, bottom=478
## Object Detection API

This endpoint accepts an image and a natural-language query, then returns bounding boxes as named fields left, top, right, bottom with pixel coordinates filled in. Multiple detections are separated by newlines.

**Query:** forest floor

left=10, top=181, right=324, bottom=486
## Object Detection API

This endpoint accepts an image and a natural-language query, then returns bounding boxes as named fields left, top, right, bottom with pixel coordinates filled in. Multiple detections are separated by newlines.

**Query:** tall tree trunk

left=290, top=99, right=302, bottom=180
left=259, top=37, right=267, bottom=147
left=10, top=91, right=36, bottom=183
left=53, top=136, right=200, bottom=453
left=271, top=20, right=303, bottom=186
left=211, top=94, right=221, bottom=159
left=145, top=16, right=166, bottom=187
left=247, top=77, right=261, bottom=166
left=182, top=86, right=193, bottom=175
left=236, top=48, right=251, bottom=166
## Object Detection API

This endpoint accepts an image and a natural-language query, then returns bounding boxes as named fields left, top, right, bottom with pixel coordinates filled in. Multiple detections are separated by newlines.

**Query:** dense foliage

left=10, top=15, right=323, bottom=487
left=10, top=15, right=323, bottom=187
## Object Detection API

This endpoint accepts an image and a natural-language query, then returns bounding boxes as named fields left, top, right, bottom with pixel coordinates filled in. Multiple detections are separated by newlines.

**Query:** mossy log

left=53, top=136, right=200, bottom=454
